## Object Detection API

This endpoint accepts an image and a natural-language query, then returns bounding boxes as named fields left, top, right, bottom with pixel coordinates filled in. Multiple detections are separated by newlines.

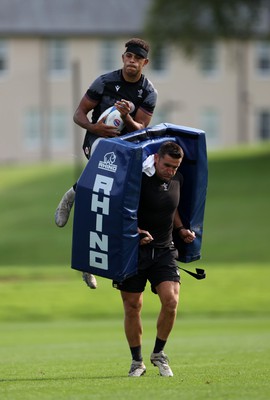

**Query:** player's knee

left=163, top=296, right=178, bottom=314
left=123, top=298, right=142, bottom=316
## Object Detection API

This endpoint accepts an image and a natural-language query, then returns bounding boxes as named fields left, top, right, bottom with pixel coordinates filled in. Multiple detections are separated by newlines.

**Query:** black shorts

left=113, top=246, right=180, bottom=294
left=82, top=132, right=100, bottom=159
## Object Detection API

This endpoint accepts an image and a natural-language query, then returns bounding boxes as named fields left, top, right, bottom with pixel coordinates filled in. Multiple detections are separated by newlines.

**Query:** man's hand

left=179, top=228, right=196, bottom=244
left=90, top=117, right=120, bottom=138
left=138, top=228, right=153, bottom=245
left=115, top=99, right=133, bottom=118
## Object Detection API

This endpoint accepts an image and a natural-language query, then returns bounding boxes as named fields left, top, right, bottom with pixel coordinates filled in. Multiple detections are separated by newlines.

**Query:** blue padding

left=71, top=123, right=208, bottom=281
left=71, top=139, right=143, bottom=281
left=121, top=123, right=208, bottom=263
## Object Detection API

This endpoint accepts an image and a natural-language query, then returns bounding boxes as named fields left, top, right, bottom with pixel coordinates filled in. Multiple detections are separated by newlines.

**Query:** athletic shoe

left=55, top=187, right=75, bottom=227
left=128, top=360, right=146, bottom=377
left=150, top=351, right=173, bottom=377
left=82, top=272, right=97, bottom=289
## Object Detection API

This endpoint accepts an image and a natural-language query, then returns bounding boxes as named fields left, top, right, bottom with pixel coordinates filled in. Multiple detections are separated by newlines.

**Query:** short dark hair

left=125, top=38, right=150, bottom=54
left=158, top=141, right=184, bottom=160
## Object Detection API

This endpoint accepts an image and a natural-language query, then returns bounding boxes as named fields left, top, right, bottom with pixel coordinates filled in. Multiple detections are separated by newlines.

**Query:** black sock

left=153, top=337, right=166, bottom=354
left=130, top=345, right=143, bottom=362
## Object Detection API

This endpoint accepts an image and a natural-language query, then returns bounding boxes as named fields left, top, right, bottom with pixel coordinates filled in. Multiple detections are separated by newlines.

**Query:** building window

left=256, top=41, right=270, bottom=76
left=150, top=45, right=168, bottom=73
left=48, top=39, right=69, bottom=76
left=100, top=40, right=119, bottom=71
left=24, top=109, right=41, bottom=150
left=0, top=39, right=8, bottom=75
left=257, top=110, right=270, bottom=140
left=200, top=108, right=220, bottom=147
left=50, top=109, right=69, bottom=149
left=199, top=43, right=218, bottom=76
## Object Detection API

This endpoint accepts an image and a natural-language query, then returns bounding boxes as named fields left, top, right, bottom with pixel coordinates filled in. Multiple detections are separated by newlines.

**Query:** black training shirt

left=138, top=171, right=183, bottom=248
left=82, top=69, right=157, bottom=151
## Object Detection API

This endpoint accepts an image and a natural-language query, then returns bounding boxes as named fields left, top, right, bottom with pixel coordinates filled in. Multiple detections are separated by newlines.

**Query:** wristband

left=175, top=226, right=185, bottom=233
left=139, top=233, right=148, bottom=240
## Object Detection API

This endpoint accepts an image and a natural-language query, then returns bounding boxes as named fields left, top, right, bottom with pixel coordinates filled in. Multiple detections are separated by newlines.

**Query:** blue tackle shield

left=71, top=139, right=143, bottom=281
left=71, top=123, right=208, bottom=281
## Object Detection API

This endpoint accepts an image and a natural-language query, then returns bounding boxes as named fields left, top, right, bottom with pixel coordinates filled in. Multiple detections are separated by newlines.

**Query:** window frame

left=100, top=40, right=119, bottom=72
left=198, top=42, right=219, bottom=77
left=47, top=39, right=69, bottom=77
left=0, top=39, right=9, bottom=76
left=257, top=109, right=270, bottom=140
left=255, top=41, right=270, bottom=77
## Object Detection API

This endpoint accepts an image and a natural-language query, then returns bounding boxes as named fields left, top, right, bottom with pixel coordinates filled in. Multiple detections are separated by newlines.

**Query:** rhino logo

left=103, top=152, right=116, bottom=165
left=98, top=152, right=117, bottom=173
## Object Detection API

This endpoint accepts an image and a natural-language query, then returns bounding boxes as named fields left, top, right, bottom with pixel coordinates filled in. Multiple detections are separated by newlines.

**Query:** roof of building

left=0, top=0, right=269, bottom=38
left=0, top=0, right=151, bottom=36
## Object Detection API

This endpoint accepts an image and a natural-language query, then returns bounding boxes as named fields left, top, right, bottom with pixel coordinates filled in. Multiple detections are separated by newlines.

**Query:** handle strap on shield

left=178, top=267, right=206, bottom=280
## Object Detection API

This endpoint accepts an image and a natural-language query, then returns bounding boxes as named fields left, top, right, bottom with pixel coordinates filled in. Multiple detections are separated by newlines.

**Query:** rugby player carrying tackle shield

left=113, top=141, right=196, bottom=377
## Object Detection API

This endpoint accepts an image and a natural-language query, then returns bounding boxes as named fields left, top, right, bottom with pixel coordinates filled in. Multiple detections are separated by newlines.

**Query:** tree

left=144, top=0, right=270, bottom=143
left=145, top=0, right=268, bottom=55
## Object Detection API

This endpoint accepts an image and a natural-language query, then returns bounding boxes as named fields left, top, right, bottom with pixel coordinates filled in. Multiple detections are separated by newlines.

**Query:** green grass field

left=0, top=264, right=270, bottom=400
left=1, top=317, right=269, bottom=400
left=0, top=143, right=270, bottom=399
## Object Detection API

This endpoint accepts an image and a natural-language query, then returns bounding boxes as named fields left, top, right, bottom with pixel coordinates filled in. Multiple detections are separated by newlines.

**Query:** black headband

left=125, top=44, right=148, bottom=59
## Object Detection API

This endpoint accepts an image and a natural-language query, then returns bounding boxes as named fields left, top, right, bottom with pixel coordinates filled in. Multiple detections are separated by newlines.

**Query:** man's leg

left=156, top=281, right=179, bottom=340
left=54, top=139, right=102, bottom=228
left=121, top=291, right=146, bottom=377
left=54, top=141, right=102, bottom=287
left=150, top=281, right=180, bottom=377
left=55, top=185, right=76, bottom=227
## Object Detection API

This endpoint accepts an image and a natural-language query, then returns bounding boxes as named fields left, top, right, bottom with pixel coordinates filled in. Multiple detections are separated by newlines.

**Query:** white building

left=0, top=0, right=270, bottom=163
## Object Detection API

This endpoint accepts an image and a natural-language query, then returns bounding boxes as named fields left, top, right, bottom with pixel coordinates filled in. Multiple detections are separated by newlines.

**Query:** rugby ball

left=98, top=106, right=125, bottom=132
